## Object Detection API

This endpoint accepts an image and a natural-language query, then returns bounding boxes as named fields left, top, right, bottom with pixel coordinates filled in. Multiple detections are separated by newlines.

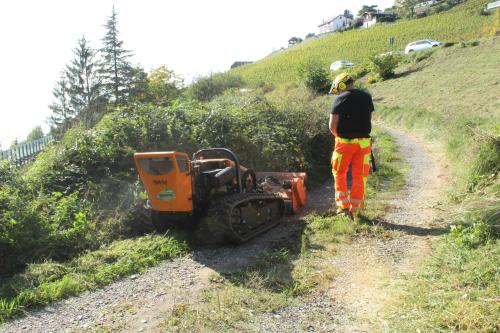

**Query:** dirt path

left=230, top=128, right=447, bottom=332
left=238, top=127, right=449, bottom=332
left=327, top=127, right=449, bottom=332
left=0, top=127, right=448, bottom=333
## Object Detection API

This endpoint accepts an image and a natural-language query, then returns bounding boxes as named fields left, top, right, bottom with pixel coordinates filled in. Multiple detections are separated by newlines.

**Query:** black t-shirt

left=331, top=89, right=374, bottom=139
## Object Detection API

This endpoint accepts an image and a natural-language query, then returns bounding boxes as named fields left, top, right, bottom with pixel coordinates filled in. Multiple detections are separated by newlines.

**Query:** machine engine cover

left=134, top=152, right=193, bottom=212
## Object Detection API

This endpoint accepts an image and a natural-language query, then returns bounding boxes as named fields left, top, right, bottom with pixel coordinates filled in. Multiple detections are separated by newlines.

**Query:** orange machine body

left=134, top=151, right=193, bottom=212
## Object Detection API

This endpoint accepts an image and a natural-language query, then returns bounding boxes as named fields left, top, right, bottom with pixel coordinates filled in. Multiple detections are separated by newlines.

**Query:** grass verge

left=159, top=129, right=406, bottom=332
left=0, top=234, right=189, bottom=323
left=386, top=207, right=499, bottom=332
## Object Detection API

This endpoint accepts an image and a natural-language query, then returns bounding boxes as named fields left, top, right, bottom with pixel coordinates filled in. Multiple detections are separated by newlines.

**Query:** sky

left=0, top=0, right=395, bottom=149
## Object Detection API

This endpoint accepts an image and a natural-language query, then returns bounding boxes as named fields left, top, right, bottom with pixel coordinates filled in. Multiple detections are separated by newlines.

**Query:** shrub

left=186, top=73, right=244, bottom=102
left=3, top=88, right=332, bottom=275
left=348, top=62, right=371, bottom=79
left=369, top=53, right=401, bottom=80
left=3, top=102, right=207, bottom=274
left=298, top=60, right=331, bottom=94
left=203, top=90, right=331, bottom=175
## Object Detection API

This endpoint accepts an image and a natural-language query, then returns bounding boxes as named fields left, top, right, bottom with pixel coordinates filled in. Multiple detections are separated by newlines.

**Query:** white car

left=330, top=60, right=354, bottom=71
left=404, top=40, right=442, bottom=54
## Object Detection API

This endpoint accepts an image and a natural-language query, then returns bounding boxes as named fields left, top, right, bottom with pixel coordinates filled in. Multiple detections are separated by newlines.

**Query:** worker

left=329, top=73, right=374, bottom=217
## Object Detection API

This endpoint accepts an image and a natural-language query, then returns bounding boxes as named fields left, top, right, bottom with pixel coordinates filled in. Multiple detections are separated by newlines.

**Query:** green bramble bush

left=298, top=60, right=331, bottom=94
left=369, top=53, right=401, bottom=80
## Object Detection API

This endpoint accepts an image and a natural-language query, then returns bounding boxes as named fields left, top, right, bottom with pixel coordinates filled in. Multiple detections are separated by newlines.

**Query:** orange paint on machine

left=134, top=151, right=193, bottom=212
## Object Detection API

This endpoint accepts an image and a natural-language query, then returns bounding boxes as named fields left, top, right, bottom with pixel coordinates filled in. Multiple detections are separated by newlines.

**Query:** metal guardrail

left=0, top=135, right=54, bottom=166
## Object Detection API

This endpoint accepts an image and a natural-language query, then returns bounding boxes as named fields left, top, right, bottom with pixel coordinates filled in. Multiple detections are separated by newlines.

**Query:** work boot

left=336, top=208, right=353, bottom=219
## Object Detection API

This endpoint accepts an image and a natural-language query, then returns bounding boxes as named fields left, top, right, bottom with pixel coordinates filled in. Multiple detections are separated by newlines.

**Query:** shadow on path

left=369, top=219, right=449, bottom=236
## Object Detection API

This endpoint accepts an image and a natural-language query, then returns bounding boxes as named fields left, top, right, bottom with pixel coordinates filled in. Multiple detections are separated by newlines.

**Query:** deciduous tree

left=147, top=65, right=183, bottom=105
left=26, top=126, right=44, bottom=142
left=394, top=0, right=419, bottom=18
left=358, top=4, right=378, bottom=17
left=344, top=9, right=354, bottom=19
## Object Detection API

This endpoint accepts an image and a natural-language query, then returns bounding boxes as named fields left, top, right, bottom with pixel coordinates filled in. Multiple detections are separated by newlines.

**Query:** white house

left=362, top=12, right=395, bottom=28
left=318, top=14, right=353, bottom=34
left=414, top=0, right=440, bottom=8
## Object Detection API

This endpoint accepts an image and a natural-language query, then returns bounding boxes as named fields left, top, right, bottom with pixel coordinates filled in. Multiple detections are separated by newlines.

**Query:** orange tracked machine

left=134, top=148, right=307, bottom=243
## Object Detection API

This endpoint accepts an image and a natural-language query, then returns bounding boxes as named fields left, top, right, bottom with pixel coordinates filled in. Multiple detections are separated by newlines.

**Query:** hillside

left=372, top=37, right=500, bottom=188
left=233, top=0, right=493, bottom=85
left=371, top=37, right=500, bottom=122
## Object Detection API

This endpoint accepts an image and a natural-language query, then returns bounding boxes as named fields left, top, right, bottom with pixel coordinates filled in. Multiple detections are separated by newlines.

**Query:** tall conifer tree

left=48, top=75, right=74, bottom=137
left=66, top=36, right=103, bottom=127
left=100, top=7, right=133, bottom=104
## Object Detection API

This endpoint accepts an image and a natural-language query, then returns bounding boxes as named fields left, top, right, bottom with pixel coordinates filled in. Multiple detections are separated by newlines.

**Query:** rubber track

left=200, top=192, right=285, bottom=244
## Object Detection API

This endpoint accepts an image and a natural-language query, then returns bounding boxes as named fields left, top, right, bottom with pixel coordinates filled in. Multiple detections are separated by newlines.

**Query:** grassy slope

left=372, top=37, right=500, bottom=191
left=371, top=38, right=500, bottom=122
left=233, top=0, right=492, bottom=86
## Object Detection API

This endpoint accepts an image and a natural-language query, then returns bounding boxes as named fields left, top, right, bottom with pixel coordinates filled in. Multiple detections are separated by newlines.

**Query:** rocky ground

left=0, top=127, right=448, bottom=333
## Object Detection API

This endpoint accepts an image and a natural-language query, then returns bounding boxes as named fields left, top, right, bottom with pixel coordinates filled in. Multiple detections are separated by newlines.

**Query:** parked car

left=330, top=60, right=354, bottom=71
left=404, top=40, right=442, bottom=54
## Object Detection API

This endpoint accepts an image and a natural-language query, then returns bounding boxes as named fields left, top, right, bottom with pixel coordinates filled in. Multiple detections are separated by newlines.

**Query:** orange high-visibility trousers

left=331, top=137, right=371, bottom=215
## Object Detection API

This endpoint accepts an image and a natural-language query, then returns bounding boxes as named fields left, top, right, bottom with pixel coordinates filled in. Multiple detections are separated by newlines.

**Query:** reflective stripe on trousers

left=331, top=137, right=371, bottom=214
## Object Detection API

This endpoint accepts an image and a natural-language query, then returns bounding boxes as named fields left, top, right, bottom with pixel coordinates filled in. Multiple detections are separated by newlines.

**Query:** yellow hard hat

left=329, top=72, right=353, bottom=95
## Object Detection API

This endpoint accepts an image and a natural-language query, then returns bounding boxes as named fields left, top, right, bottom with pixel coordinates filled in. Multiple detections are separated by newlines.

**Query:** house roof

left=318, top=14, right=348, bottom=27
left=363, top=11, right=394, bottom=17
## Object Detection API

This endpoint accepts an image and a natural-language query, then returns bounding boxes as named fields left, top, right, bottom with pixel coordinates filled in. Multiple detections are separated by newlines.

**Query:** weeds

left=0, top=234, right=188, bottom=322
left=387, top=236, right=499, bottom=332
left=0, top=299, right=20, bottom=324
